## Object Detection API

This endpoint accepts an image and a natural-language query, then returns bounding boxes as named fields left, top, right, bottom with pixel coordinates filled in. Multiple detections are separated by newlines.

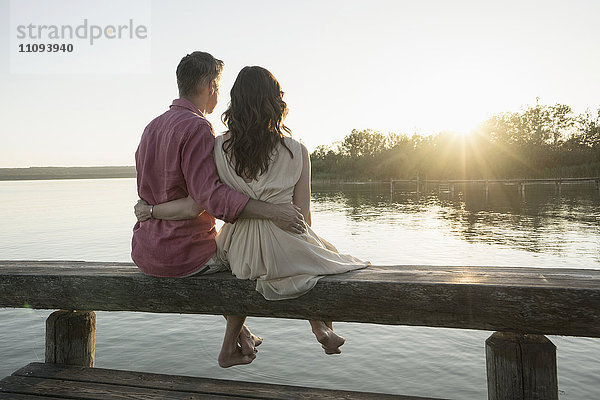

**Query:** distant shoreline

left=0, top=166, right=136, bottom=181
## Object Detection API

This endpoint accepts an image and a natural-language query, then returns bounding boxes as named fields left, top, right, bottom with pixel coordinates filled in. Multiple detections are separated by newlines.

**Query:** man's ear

left=209, top=81, right=216, bottom=96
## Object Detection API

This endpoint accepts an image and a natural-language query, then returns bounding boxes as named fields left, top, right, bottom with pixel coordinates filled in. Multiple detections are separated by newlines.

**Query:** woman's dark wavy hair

left=222, top=66, right=292, bottom=180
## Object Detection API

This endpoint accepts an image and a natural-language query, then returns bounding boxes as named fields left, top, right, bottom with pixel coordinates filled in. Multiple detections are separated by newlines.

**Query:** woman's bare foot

left=238, top=325, right=263, bottom=356
left=318, top=330, right=345, bottom=354
left=310, top=321, right=345, bottom=355
left=218, top=345, right=257, bottom=368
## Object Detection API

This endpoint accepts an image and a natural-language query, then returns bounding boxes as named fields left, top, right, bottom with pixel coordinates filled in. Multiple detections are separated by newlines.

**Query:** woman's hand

left=135, top=199, right=152, bottom=222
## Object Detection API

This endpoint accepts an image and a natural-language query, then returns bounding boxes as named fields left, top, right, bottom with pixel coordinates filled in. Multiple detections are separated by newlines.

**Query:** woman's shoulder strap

left=282, top=136, right=303, bottom=157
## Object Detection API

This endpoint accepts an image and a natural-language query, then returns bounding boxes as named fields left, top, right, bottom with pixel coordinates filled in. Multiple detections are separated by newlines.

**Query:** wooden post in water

left=417, top=174, right=421, bottom=196
left=46, top=310, right=96, bottom=367
left=485, top=180, right=489, bottom=201
left=485, top=332, right=558, bottom=400
left=416, top=174, right=420, bottom=197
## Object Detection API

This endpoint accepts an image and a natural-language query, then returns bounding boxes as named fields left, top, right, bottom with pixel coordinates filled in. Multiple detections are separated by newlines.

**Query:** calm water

left=1, top=179, right=599, bottom=399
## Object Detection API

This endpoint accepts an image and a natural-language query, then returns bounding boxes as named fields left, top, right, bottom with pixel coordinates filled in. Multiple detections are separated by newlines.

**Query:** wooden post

left=416, top=174, right=420, bottom=197
left=46, top=310, right=96, bottom=367
left=486, top=332, right=558, bottom=400
left=390, top=178, right=393, bottom=200
left=485, top=181, right=489, bottom=201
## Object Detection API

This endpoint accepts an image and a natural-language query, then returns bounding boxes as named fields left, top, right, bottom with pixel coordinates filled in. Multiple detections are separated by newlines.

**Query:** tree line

left=310, top=100, right=600, bottom=181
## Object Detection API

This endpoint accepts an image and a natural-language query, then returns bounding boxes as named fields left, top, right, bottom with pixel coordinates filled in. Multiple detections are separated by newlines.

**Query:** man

left=132, top=51, right=305, bottom=367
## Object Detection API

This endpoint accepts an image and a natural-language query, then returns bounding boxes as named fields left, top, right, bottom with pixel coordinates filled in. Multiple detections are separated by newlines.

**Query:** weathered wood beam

left=1, top=261, right=599, bottom=338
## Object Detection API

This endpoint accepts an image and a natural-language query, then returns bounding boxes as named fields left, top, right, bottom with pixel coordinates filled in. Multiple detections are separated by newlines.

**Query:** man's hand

left=236, top=199, right=306, bottom=234
left=134, top=199, right=152, bottom=222
left=270, top=203, right=306, bottom=234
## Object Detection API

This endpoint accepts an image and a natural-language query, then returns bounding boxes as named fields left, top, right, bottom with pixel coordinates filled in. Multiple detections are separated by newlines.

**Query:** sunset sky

left=1, top=0, right=599, bottom=167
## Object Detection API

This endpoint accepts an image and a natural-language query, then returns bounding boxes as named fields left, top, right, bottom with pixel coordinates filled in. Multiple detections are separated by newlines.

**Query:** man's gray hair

left=176, top=51, right=224, bottom=98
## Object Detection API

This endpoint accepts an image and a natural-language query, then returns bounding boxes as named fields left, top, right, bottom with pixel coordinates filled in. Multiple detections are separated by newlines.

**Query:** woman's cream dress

left=214, top=135, right=369, bottom=300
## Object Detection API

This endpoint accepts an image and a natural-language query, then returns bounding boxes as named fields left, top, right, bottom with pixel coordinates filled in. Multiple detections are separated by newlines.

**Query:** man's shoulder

left=144, top=107, right=214, bottom=141
left=169, top=108, right=214, bottom=135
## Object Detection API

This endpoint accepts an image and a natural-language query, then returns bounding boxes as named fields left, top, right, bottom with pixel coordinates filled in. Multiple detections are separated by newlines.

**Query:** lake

left=0, top=178, right=598, bottom=399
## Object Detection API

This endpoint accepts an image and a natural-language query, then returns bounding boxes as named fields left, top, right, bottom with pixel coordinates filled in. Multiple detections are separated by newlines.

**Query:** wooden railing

left=1, top=261, right=599, bottom=399
left=390, top=176, right=600, bottom=197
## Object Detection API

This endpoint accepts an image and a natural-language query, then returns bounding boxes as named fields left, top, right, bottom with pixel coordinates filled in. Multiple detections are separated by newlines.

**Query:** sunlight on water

left=0, top=179, right=599, bottom=399
left=310, top=182, right=600, bottom=269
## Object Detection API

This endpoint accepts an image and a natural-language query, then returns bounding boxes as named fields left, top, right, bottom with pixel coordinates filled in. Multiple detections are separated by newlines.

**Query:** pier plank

left=1, top=261, right=599, bottom=337
left=0, top=375, right=230, bottom=400
left=0, top=394, right=53, bottom=399
left=2, top=363, right=437, bottom=400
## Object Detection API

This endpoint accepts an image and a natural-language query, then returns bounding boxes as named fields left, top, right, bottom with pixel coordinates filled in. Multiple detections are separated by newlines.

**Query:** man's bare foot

left=322, top=344, right=342, bottom=355
left=312, top=323, right=345, bottom=355
left=238, top=325, right=263, bottom=356
left=218, top=345, right=257, bottom=368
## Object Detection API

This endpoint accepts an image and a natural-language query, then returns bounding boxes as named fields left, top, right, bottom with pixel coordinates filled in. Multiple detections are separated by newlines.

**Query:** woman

left=135, top=66, right=369, bottom=367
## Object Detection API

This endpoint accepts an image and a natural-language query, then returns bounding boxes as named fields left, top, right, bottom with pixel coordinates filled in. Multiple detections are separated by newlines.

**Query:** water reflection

left=1, top=179, right=598, bottom=399
left=312, top=182, right=600, bottom=263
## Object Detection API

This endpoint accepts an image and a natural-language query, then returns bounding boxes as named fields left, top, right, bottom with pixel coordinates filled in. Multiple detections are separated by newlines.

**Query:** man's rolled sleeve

left=181, top=121, right=249, bottom=223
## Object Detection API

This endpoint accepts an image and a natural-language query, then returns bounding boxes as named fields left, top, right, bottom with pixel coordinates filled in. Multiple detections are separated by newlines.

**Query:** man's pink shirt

left=131, top=98, right=249, bottom=277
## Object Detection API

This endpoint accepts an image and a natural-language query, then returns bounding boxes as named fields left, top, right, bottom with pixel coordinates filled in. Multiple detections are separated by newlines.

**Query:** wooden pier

left=1, top=261, right=599, bottom=399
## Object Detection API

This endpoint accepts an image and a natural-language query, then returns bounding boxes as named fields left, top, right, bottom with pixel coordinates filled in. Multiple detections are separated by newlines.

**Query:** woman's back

left=214, top=135, right=302, bottom=203
left=213, top=134, right=368, bottom=300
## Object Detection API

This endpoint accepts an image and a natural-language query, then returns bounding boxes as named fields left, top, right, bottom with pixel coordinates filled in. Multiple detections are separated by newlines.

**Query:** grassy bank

left=0, top=166, right=136, bottom=181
